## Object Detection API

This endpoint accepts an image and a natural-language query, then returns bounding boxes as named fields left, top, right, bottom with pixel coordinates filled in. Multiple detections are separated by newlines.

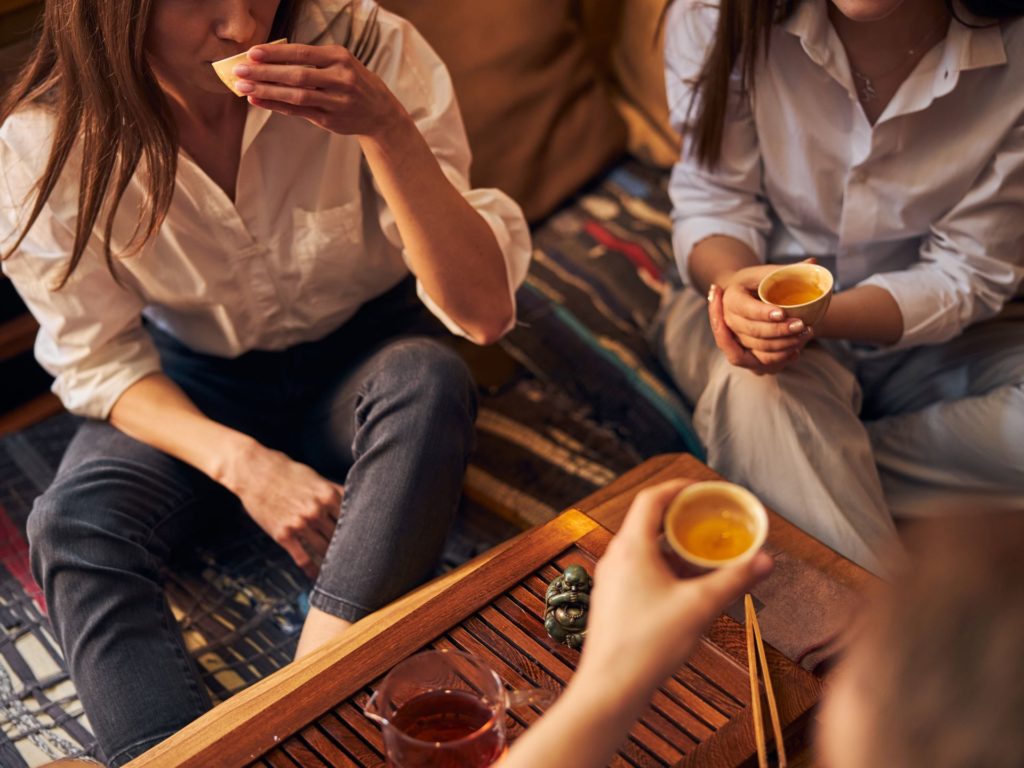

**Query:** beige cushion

left=380, top=0, right=626, bottom=222
left=584, top=0, right=680, bottom=169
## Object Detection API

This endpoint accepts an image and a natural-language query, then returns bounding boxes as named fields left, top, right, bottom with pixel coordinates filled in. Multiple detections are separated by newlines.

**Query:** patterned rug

left=0, top=157, right=699, bottom=766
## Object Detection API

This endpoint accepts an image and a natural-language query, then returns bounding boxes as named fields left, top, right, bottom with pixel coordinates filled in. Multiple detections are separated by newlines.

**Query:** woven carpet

left=0, top=157, right=699, bottom=766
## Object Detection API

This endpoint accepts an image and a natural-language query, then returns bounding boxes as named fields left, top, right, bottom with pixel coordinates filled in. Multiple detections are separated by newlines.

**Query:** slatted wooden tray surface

left=129, top=510, right=821, bottom=768
left=251, top=520, right=819, bottom=767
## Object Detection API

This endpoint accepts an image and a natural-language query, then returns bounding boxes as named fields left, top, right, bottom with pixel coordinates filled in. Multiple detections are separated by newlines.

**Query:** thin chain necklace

left=851, top=18, right=947, bottom=103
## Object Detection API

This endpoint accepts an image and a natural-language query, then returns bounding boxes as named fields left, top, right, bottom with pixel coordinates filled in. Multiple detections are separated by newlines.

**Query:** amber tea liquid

left=670, top=496, right=756, bottom=561
left=764, top=277, right=823, bottom=306
left=388, top=689, right=506, bottom=768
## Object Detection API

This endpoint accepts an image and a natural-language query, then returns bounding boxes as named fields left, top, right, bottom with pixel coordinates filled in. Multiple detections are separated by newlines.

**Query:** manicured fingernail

left=248, top=46, right=266, bottom=60
left=235, top=79, right=254, bottom=93
left=707, top=284, right=717, bottom=302
left=788, top=319, right=804, bottom=333
left=233, top=64, right=251, bottom=77
left=769, top=309, right=784, bottom=321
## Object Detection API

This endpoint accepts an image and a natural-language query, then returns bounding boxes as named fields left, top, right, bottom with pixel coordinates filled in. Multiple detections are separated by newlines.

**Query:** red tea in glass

left=364, top=650, right=552, bottom=768
left=389, top=689, right=506, bottom=767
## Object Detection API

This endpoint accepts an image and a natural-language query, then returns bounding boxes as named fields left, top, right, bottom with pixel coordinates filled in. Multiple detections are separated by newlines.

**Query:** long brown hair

left=0, top=0, right=381, bottom=288
left=677, top=0, right=1024, bottom=169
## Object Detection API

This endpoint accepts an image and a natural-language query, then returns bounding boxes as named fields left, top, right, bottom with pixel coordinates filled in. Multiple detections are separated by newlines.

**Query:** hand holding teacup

left=222, top=42, right=403, bottom=138
left=708, top=263, right=813, bottom=374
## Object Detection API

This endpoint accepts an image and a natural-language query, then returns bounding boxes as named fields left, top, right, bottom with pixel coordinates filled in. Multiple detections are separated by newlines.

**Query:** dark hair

left=0, top=0, right=377, bottom=288
left=678, top=0, right=1024, bottom=168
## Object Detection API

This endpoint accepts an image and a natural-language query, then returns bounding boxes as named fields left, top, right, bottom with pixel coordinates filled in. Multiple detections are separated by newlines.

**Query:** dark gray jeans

left=26, top=280, right=477, bottom=766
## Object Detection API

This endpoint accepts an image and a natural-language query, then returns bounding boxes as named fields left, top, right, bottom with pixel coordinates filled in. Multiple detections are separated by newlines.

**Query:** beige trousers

left=656, top=288, right=1024, bottom=574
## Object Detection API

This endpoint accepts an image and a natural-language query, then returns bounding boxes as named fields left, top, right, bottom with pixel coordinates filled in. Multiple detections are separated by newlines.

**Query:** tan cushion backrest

left=380, top=0, right=627, bottom=222
left=583, top=0, right=680, bottom=169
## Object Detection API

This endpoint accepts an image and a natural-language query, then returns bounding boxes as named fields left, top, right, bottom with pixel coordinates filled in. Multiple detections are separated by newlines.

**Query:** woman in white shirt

left=0, top=0, right=530, bottom=763
left=657, top=0, right=1024, bottom=572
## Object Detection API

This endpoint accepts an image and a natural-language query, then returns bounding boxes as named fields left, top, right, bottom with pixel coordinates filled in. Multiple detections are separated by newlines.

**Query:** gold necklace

left=851, top=19, right=947, bottom=103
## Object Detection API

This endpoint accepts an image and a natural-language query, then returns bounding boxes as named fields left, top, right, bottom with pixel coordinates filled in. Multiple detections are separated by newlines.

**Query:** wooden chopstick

left=745, top=594, right=768, bottom=768
left=745, top=593, right=788, bottom=768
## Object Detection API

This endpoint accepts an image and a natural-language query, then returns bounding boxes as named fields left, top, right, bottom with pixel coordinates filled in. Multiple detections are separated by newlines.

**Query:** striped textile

left=0, top=157, right=699, bottom=765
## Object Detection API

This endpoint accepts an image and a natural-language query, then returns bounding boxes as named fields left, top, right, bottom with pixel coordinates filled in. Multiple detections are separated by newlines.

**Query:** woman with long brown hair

left=655, top=0, right=1024, bottom=572
left=0, top=0, right=530, bottom=763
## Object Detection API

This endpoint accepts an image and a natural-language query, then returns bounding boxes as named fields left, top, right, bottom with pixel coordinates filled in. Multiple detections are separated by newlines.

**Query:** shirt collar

left=781, top=0, right=1008, bottom=117
left=293, top=0, right=355, bottom=46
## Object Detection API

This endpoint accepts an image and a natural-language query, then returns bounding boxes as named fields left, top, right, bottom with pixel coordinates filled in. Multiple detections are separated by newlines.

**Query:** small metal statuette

left=544, top=564, right=591, bottom=649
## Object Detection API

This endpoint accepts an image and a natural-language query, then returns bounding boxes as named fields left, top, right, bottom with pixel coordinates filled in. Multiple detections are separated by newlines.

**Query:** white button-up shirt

left=665, top=0, right=1024, bottom=351
left=1, top=0, right=531, bottom=419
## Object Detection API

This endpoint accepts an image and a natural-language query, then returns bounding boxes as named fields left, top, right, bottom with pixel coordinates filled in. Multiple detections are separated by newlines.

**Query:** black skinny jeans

left=27, top=281, right=477, bottom=766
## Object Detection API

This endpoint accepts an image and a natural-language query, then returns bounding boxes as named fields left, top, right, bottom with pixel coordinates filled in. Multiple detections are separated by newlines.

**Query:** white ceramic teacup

left=664, top=481, right=768, bottom=571
left=757, top=263, right=834, bottom=326
left=211, top=38, right=286, bottom=96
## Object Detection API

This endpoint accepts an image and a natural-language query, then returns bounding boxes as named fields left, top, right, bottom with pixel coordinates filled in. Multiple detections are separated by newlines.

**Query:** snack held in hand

left=211, top=38, right=286, bottom=96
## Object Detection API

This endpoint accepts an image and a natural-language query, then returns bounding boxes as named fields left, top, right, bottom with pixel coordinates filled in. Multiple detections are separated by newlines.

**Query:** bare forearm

left=504, top=673, right=650, bottom=768
left=359, top=112, right=512, bottom=344
left=815, top=285, right=903, bottom=345
left=108, top=372, right=255, bottom=484
left=687, top=235, right=760, bottom=295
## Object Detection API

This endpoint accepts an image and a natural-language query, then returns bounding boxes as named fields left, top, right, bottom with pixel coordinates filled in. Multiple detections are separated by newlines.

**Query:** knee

left=27, top=463, right=163, bottom=591
left=705, top=363, right=788, bottom=412
left=1003, top=383, right=1024, bottom=469
left=697, top=361, right=832, bottom=444
left=370, top=339, right=478, bottom=423
left=28, top=482, right=86, bottom=598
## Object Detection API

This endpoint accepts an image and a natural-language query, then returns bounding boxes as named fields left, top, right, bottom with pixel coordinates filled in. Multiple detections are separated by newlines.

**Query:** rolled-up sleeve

left=665, top=1, right=772, bottom=283
left=859, top=116, right=1024, bottom=349
left=1, top=128, right=161, bottom=419
left=367, top=12, right=531, bottom=339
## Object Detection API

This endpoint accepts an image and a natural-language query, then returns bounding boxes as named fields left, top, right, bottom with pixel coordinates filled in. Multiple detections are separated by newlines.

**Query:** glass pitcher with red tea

left=364, top=649, right=554, bottom=768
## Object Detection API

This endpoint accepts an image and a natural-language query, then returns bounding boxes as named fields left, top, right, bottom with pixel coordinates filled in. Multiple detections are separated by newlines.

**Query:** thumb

left=682, top=552, right=774, bottom=622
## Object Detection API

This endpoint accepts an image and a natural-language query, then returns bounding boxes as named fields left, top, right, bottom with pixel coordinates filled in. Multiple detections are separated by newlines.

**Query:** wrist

left=208, top=431, right=261, bottom=490
left=357, top=98, right=415, bottom=153
left=572, top=655, right=660, bottom=716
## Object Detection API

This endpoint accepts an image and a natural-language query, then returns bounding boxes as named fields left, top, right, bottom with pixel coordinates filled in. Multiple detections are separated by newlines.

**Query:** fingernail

left=788, top=319, right=804, bottom=333
left=769, top=309, right=784, bottom=321
left=707, top=284, right=717, bottom=303
left=235, top=80, right=254, bottom=93
left=233, top=64, right=251, bottom=77
left=751, top=552, right=774, bottom=578
left=248, top=46, right=266, bottom=60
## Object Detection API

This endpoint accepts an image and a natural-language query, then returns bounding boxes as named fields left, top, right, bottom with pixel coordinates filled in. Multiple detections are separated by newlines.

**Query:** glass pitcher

left=363, top=649, right=554, bottom=768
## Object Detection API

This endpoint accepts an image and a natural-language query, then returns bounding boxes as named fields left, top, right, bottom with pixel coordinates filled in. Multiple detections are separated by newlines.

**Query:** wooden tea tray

left=129, top=509, right=822, bottom=768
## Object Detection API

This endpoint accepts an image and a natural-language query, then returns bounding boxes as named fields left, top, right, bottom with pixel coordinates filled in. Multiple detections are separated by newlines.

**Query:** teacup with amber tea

left=665, top=481, right=768, bottom=570
left=757, top=263, right=834, bottom=326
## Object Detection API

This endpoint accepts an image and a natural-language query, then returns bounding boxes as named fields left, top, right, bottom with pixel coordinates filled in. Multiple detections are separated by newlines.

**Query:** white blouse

left=665, top=0, right=1024, bottom=351
left=0, top=0, right=531, bottom=419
